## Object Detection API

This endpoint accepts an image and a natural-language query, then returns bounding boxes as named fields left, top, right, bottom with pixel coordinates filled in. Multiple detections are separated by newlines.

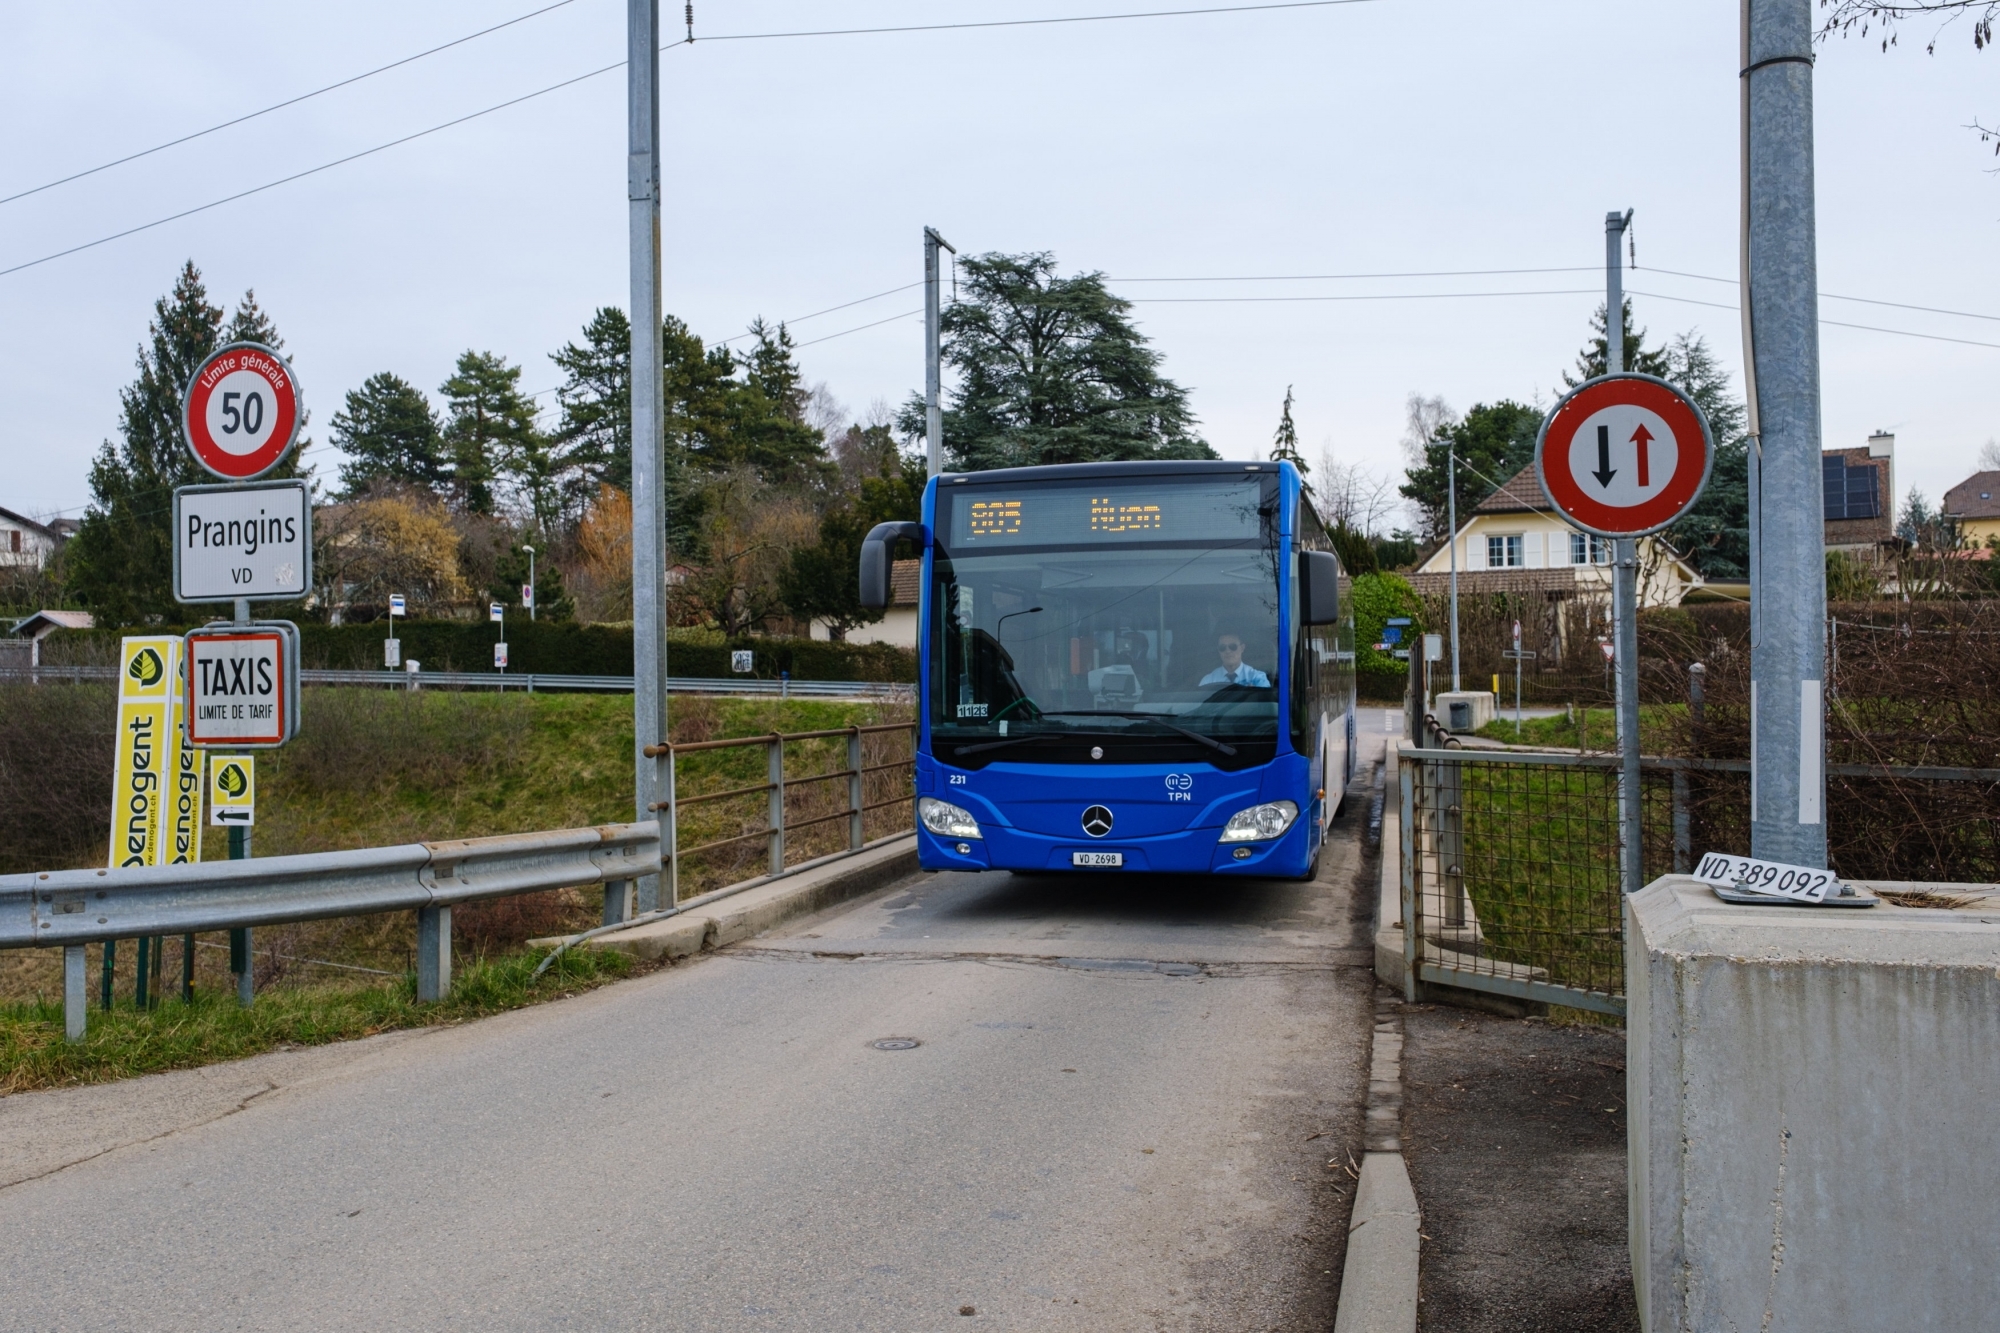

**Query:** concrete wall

left=1626, top=876, right=2000, bottom=1331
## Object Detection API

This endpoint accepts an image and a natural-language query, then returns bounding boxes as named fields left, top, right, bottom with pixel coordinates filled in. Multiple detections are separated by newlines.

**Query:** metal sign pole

left=1606, top=209, right=1644, bottom=894
left=1743, top=0, right=1827, bottom=865
left=627, top=0, right=668, bottom=917
left=924, top=226, right=955, bottom=479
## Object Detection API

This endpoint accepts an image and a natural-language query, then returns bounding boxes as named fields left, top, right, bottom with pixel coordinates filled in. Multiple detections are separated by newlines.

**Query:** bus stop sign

left=1535, top=373, right=1713, bottom=539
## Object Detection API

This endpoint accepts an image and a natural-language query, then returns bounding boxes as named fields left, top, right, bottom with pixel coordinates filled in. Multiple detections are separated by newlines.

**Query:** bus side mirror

left=1300, top=550, right=1341, bottom=624
left=860, top=522, right=926, bottom=609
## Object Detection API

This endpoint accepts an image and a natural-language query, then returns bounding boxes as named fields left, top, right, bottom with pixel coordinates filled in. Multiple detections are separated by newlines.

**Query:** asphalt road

left=1, top=751, right=1386, bottom=1331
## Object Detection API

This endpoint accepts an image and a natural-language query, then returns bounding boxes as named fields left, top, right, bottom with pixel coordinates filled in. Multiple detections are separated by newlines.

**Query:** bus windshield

left=928, top=475, right=1281, bottom=770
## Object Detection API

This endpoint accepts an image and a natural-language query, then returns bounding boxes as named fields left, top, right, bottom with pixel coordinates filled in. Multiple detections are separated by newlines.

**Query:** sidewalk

left=1400, top=1006, right=1638, bottom=1332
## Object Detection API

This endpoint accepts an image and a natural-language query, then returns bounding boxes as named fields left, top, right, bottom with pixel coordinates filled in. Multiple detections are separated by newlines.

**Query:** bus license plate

left=1072, top=851, right=1123, bottom=867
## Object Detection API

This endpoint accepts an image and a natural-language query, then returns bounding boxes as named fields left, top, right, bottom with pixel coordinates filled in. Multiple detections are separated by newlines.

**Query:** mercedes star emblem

left=1081, top=805, right=1114, bottom=838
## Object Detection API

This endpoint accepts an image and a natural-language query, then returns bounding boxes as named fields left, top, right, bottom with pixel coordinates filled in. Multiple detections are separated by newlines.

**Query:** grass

left=0, top=946, right=640, bottom=1095
left=1472, top=704, right=1681, bottom=753
left=1, top=689, right=912, bottom=1092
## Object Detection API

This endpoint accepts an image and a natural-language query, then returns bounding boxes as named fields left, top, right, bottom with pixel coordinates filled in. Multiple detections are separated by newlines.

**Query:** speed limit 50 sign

left=182, top=342, right=303, bottom=481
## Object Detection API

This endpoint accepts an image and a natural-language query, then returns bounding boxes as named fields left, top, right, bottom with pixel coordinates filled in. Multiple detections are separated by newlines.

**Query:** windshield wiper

left=953, top=732, right=1061, bottom=757
left=1032, top=711, right=1238, bottom=757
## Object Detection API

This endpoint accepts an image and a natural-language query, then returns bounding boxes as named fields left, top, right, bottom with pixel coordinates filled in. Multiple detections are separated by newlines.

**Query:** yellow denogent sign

left=109, top=636, right=178, bottom=868
left=162, top=642, right=204, bottom=866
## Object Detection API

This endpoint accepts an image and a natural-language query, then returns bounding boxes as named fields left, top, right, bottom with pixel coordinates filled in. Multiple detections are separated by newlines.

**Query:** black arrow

left=1591, top=424, right=1617, bottom=488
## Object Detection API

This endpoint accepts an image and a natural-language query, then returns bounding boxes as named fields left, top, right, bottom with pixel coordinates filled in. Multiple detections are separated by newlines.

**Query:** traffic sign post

left=1537, top=357, right=1714, bottom=894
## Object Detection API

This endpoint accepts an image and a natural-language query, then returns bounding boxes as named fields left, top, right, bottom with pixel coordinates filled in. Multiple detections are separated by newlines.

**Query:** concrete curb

left=1332, top=989, right=1421, bottom=1333
left=547, top=835, right=920, bottom=963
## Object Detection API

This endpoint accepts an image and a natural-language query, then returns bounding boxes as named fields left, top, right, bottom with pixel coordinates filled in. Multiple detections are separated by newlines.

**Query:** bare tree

left=1978, top=437, right=2000, bottom=471
left=1399, top=393, right=1457, bottom=474
left=1821, top=1, right=1997, bottom=159
left=1313, top=445, right=1405, bottom=537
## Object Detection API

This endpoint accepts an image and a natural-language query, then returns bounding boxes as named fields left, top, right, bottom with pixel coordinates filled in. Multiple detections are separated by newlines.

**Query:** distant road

left=2, top=733, right=1389, bottom=1331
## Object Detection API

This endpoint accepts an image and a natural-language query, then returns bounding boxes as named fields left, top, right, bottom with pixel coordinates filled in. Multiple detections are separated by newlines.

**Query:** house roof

left=11, top=609, right=94, bottom=639
left=1473, top=465, right=1549, bottom=516
left=1944, top=470, right=2000, bottom=521
left=0, top=507, right=59, bottom=540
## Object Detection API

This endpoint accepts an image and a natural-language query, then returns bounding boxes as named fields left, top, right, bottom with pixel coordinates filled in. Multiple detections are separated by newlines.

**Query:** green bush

left=1352, top=572, right=1424, bottom=696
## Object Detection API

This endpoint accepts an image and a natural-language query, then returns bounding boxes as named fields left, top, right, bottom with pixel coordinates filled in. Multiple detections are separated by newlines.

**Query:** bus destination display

left=948, top=479, right=1263, bottom=547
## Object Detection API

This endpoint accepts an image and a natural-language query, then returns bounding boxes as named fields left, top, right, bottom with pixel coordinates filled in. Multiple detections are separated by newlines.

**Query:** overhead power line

left=1114, top=266, right=1601, bottom=282
left=0, top=54, right=648, bottom=279
left=0, top=0, right=583, bottom=208
left=1628, top=289, right=2000, bottom=352
left=1, top=0, right=1384, bottom=279
left=695, top=0, right=1381, bottom=43
left=1128, top=287, right=1601, bottom=304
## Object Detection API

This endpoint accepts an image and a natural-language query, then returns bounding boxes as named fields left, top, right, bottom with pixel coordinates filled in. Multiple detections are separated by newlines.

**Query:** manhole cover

left=871, top=1037, right=921, bottom=1051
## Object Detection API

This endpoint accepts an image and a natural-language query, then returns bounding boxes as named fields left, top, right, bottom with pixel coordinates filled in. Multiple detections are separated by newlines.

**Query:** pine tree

left=551, top=306, right=633, bottom=496
left=1564, top=299, right=1673, bottom=386
left=439, top=351, right=540, bottom=517
left=1657, top=332, right=1751, bottom=580
left=66, top=265, right=305, bottom=623
left=1269, top=385, right=1308, bottom=475
left=331, top=373, right=448, bottom=498
left=901, top=252, right=1216, bottom=470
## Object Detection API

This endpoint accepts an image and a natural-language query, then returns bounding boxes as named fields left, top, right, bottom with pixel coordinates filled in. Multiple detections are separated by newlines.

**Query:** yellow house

left=1410, top=464, right=1702, bottom=607
left=1944, top=470, right=2000, bottom=546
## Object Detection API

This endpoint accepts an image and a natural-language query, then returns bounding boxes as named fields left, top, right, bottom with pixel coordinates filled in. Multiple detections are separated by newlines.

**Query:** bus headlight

left=918, top=797, right=983, bottom=840
left=1219, top=800, right=1298, bottom=842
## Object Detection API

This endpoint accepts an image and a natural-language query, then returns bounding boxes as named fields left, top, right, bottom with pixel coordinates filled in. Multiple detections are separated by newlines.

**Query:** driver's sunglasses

left=1218, top=641, right=1243, bottom=652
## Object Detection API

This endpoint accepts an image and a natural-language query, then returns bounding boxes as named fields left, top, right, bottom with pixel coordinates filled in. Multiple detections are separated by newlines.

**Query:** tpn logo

left=127, top=647, right=165, bottom=688
left=217, top=762, right=250, bottom=798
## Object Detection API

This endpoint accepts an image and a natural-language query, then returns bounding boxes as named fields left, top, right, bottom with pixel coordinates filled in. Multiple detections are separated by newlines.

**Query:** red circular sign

left=1535, top=373, right=1713, bottom=538
left=182, top=342, right=302, bottom=480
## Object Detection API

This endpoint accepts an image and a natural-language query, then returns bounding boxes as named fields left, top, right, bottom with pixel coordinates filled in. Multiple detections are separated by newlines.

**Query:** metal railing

left=3, top=823, right=660, bottom=1041
left=639, top=722, right=917, bottom=910
left=1399, top=739, right=2000, bottom=1016
left=0, top=664, right=914, bottom=700
left=4, top=724, right=919, bottom=1043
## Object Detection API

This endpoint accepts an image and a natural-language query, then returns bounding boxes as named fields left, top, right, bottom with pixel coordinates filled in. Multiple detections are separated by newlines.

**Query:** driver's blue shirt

left=1199, top=664, right=1270, bottom=687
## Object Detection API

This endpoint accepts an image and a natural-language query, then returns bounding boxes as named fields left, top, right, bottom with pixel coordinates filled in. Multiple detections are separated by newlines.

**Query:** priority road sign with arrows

left=1535, top=373, right=1713, bottom=539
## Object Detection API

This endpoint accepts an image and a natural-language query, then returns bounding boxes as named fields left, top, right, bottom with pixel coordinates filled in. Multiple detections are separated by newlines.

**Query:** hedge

left=43, top=622, right=916, bottom=683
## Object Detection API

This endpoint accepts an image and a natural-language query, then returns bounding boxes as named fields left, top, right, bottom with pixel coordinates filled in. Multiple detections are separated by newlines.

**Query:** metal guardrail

left=3, top=822, right=660, bottom=1041
left=3, top=721, right=920, bottom=1044
left=0, top=664, right=914, bottom=700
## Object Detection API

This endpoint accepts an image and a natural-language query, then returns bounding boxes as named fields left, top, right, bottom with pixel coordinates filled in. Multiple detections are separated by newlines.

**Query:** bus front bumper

left=917, top=817, right=1315, bottom=877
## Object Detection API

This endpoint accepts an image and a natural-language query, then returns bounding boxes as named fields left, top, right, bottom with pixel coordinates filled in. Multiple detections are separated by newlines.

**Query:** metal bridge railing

left=640, top=722, right=917, bottom=910
left=0, top=664, right=914, bottom=700
left=1400, top=738, right=2000, bottom=1016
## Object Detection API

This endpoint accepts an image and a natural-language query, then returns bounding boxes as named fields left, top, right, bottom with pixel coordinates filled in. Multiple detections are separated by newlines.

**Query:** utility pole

left=1743, top=0, right=1827, bottom=865
left=924, top=226, right=956, bottom=478
left=1447, top=446, right=1461, bottom=692
left=523, top=544, right=536, bottom=621
left=627, top=0, right=668, bottom=917
left=1606, top=208, right=1644, bottom=895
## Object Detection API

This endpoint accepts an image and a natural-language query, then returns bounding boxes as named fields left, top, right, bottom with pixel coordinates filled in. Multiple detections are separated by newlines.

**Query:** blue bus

left=860, top=459, right=1357, bottom=879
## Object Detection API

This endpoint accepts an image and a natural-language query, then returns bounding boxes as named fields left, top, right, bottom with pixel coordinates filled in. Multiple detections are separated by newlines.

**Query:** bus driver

left=1199, top=633, right=1270, bottom=689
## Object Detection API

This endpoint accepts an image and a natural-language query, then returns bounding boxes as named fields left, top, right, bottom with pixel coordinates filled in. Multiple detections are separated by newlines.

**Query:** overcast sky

left=4, top=0, right=1996, bottom=525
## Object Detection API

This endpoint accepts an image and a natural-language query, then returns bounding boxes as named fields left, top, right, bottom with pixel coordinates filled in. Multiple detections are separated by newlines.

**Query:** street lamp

left=1446, top=446, right=1461, bottom=693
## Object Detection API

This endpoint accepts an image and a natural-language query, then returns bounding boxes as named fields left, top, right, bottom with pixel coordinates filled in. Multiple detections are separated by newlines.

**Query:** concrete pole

left=1607, top=210, right=1643, bottom=894
left=628, top=0, right=669, bottom=914
left=924, top=226, right=955, bottom=478
left=1447, top=448, right=1460, bottom=692
left=1743, top=0, right=1826, bottom=864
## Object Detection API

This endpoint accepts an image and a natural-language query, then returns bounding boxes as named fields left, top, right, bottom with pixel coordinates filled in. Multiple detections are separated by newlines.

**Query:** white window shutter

left=1525, top=532, right=1543, bottom=568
